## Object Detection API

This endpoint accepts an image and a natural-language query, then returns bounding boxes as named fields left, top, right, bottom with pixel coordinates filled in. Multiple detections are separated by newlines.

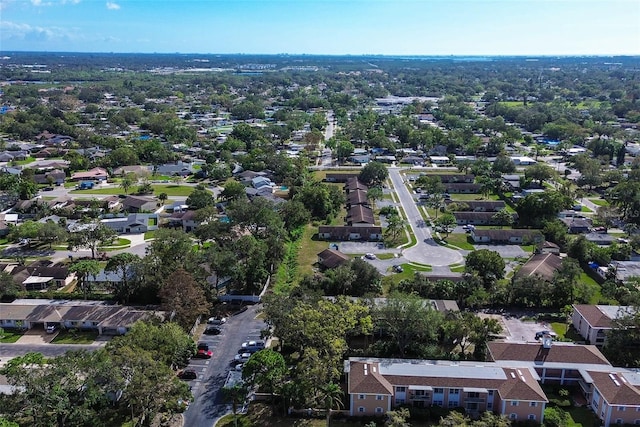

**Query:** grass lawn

left=550, top=322, right=584, bottom=342
left=449, top=264, right=465, bottom=273
left=579, top=272, right=604, bottom=304
left=0, top=329, right=24, bottom=343
left=449, top=193, right=500, bottom=201
left=144, top=230, right=157, bottom=240
left=148, top=217, right=158, bottom=226
left=520, top=245, right=536, bottom=253
left=440, top=233, right=475, bottom=250
left=71, top=184, right=197, bottom=197
left=386, top=262, right=432, bottom=283
left=498, top=101, right=525, bottom=107
left=11, top=156, right=36, bottom=165
left=580, top=205, right=593, bottom=213
left=296, top=224, right=327, bottom=279
left=51, top=329, right=99, bottom=344
left=566, top=406, right=600, bottom=427
left=588, top=198, right=609, bottom=207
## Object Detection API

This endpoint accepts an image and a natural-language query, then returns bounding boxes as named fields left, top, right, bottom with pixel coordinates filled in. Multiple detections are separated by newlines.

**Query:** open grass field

left=71, top=184, right=197, bottom=196
left=11, top=156, right=36, bottom=165
left=449, top=193, right=500, bottom=201
left=579, top=272, right=604, bottom=305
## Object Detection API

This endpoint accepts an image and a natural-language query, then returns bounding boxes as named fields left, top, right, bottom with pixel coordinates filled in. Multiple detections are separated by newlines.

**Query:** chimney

left=542, top=335, right=553, bottom=349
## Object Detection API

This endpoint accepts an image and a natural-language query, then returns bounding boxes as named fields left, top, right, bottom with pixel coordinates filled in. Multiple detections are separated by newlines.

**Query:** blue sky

left=1, top=0, right=639, bottom=55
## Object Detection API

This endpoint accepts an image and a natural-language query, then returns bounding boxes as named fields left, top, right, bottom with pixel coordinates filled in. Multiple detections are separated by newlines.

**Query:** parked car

left=194, top=349, right=213, bottom=359
left=177, top=369, right=197, bottom=380
left=45, top=324, right=57, bottom=334
left=392, top=265, right=404, bottom=273
left=197, top=342, right=209, bottom=351
left=241, top=340, right=265, bottom=350
left=364, top=253, right=376, bottom=260
left=207, top=317, right=227, bottom=325
left=235, top=363, right=244, bottom=372
left=203, top=326, right=221, bottom=335
left=234, top=353, right=252, bottom=363
left=535, top=331, right=557, bottom=340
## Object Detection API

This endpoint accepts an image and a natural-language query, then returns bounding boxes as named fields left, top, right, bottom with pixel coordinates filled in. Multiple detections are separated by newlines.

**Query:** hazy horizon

left=1, top=0, right=638, bottom=56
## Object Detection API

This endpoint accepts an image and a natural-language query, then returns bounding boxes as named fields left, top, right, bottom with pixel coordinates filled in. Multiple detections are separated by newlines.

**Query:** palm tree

left=158, top=192, right=168, bottom=205
left=318, top=382, right=343, bottom=427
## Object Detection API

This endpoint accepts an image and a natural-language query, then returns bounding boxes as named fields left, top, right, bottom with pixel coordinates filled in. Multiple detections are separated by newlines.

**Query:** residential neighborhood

left=0, top=52, right=639, bottom=427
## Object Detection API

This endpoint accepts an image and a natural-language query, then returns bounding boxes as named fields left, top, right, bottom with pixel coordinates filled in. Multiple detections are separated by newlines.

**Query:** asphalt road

left=388, top=168, right=463, bottom=266
left=0, top=343, right=104, bottom=360
left=182, top=304, right=267, bottom=427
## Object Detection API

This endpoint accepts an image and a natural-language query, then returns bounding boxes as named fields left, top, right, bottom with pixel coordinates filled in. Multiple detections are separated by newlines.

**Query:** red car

left=195, top=348, right=213, bottom=359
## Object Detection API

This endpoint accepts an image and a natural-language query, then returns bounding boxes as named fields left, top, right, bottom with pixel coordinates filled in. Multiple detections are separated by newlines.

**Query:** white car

left=241, top=340, right=265, bottom=350
left=207, top=317, right=227, bottom=325
left=364, top=253, right=376, bottom=260
left=234, top=353, right=252, bottom=363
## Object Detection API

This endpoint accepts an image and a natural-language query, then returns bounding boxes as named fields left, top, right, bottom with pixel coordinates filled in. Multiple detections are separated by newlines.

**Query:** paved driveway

left=473, top=244, right=527, bottom=258
left=501, top=315, right=551, bottom=342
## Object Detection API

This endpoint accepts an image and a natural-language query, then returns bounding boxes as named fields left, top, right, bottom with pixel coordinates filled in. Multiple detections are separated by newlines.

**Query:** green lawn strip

left=11, top=156, right=36, bottom=166
left=376, top=253, right=396, bottom=260
left=273, top=234, right=303, bottom=294
left=520, top=245, right=536, bottom=253
left=0, top=330, right=24, bottom=343
left=71, top=184, right=197, bottom=196
left=588, top=198, right=609, bottom=207
left=449, top=264, right=465, bottom=273
left=51, top=329, right=99, bottom=344
left=439, top=233, right=475, bottom=250
left=449, top=193, right=500, bottom=201
left=296, top=224, right=328, bottom=279
left=566, top=405, right=600, bottom=427
left=580, top=205, right=593, bottom=213
left=144, top=230, right=157, bottom=240
left=579, top=272, right=603, bottom=305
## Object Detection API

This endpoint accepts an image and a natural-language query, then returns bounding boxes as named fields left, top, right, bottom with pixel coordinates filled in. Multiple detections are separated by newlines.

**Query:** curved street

left=388, top=167, right=463, bottom=267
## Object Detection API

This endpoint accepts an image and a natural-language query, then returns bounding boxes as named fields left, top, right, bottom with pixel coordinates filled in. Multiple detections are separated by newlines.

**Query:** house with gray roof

left=100, top=213, right=158, bottom=234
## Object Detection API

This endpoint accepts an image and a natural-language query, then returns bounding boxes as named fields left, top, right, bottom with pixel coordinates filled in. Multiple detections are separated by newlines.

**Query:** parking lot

left=499, top=315, right=553, bottom=342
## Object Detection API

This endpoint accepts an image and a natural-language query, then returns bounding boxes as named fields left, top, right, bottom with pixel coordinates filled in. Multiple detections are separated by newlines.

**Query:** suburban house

left=445, top=200, right=506, bottom=212
left=100, top=213, right=158, bottom=234
left=514, top=253, right=563, bottom=282
left=429, top=156, right=450, bottom=164
left=470, top=229, right=543, bottom=244
left=488, top=341, right=640, bottom=427
left=33, top=169, right=66, bottom=185
left=317, top=226, right=383, bottom=241
left=325, top=173, right=360, bottom=183
left=70, top=167, right=109, bottom=182
left=9, top=262, right=75, bottom=291
left=585, top=233, right=616, bottom=246
left=347, top=205, right=375, bottom=225
left=510, top=156, right=537, bottom=166
left=167, top=210, right=200, bottom=232
left=0, top=299, right=160, bottom=335
left=155, top=161, right=195, bottom=177
left=454, top=212, right=518, bottom=226
left=317, top=248, right=350, bottom=269
left=251, top=176, right=274, bottom=190
left=350, top=154, right=370, bottom=164
left=502, top=174, right=521, bottom=191
left=121, top=195, right=157, bottom=213
left=538, top=241, right=561, bottom=255
left=345, top=357, right=548, bottom=422
left=561, top=217, right=592, bottom=234
left=571, top=305, right=635, bottom=346
left=113, top=165, right=151, bottom=177
left=436, top=174, right=475, bottom=183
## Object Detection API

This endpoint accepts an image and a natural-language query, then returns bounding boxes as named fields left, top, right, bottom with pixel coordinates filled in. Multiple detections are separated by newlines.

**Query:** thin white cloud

left=106, top=1, right=120, bottom=10
left=1, top=21, right=73, bottom=42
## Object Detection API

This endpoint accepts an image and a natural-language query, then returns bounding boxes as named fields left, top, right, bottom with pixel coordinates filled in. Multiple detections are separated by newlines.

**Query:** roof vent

left=510, top=372, right=516, bottom=379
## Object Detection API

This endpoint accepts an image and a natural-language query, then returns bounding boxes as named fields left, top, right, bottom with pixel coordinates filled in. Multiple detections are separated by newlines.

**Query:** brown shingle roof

left=573, top=305, right=614, bottom=328
left=317, top=248, right=350, bottom=269
left=487, top=341, right=611, bottom=366
left=347, top=205, right=374, bottom=224
left=347, top=190, right=369, bottom=206
left=348, top=361, right=394, bottom=395
left=498, top=368, right=548, bottom=402
left=587, top=371, right=640, bottom=405
left=515, top=253, right=563, bottom=281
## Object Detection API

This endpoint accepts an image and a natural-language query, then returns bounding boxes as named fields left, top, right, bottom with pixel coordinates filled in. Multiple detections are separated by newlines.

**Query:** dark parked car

left=178, top=369, right=197, bottom=380
left=392, top=265, right=404, bottom=273
left=203, top=327, right=221, bottom=335
left=197, top=342, right=209, bottom=351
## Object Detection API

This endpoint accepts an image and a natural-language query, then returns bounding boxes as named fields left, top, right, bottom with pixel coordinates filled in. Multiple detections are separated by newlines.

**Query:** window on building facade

left=376, top=395, right=384, bottom=401
left=511, top=401, right=519, bottom=406
left=528, top=415, right=536, bottom=421
left=530, top=402, right=537, bottom=407
left=375, top=407, right=383, bottom=413
left=510, top=414, right=517, bottom=420
left=448, top=400, right=458, bottom=408
left=434, top=388, right=444, bottom=394
left=615, top=419, right=623, bottom=425
left=414, top=390, right=425, bottom=396
left=396, top=387, right=406, bottom=392
left=358, top=394, right=365, bottom=400
left=468, top=392, right=479, bottom=398
left=488, top=390, right=494, bottom=396
left=358, top=407, right=365, bottom=413
left=433, top=400, right=443, bottom=407
left=449, top=388, right=460, bottom=395
left=487, top=403, right=493, bottom=410
left=619, top=407, right=626, bottom=412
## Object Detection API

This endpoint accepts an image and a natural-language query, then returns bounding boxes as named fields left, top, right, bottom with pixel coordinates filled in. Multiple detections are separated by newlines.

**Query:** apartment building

left=345, top=358, right=547, bottom=423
